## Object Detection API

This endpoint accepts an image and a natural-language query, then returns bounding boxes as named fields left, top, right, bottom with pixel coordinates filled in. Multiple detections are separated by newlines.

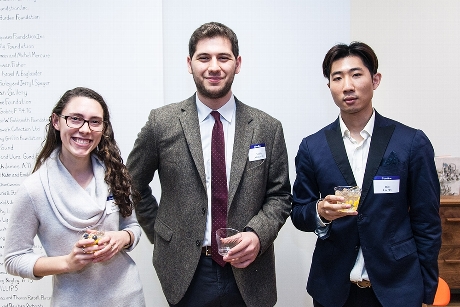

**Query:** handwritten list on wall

left=1, top=1, right=53, bottom=305
left=0, top=0, right=163, bottom=305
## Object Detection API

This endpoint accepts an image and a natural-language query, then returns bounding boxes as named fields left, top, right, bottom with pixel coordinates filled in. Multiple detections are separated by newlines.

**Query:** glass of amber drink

left=81, top=230, right=104, bottom=244
left=78, top=229, right=105, bottom=253
left=334, top=186, right=361, bottom=212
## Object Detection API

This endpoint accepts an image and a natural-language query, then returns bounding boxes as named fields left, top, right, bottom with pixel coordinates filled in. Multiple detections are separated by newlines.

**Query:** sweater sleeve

left=4, top=182, right=44, bottom=280
left=119, top=210, right=142, bottom=252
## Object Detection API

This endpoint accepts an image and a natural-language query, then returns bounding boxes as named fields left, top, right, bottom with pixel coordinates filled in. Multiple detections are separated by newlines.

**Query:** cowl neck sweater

left=39, top=149, right=109, bottom=231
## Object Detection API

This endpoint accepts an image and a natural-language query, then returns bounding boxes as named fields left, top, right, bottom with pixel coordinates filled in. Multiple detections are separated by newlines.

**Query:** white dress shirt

left=195, top=94, right=236, bottom=246
left=339, top=110, right=375, bottom=282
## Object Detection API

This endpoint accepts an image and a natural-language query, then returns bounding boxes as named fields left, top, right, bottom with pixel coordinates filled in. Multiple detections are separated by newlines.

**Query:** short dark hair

left=189, top=22, right=239, bottom=58
left=322, top=42, right=378, bottom=80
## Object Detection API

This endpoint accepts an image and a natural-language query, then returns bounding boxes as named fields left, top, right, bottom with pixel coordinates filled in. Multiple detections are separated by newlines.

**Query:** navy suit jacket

left=291, top=111, right=441, bottom=307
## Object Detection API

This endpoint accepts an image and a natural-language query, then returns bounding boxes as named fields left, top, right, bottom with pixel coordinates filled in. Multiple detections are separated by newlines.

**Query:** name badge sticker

left=106, top=195, right=120, bottom=214
left=373, top=176, right=400, bottom=194
left=249, top=143, right=266, bottom=161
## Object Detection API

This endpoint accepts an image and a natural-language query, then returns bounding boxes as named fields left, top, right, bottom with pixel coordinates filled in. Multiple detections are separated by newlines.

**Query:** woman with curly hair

left=4, top=87, right=145, bottom=306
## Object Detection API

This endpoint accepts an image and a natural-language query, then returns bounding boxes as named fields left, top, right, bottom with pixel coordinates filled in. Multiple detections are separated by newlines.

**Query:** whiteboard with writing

left=0, top=0, right=164, bottom=306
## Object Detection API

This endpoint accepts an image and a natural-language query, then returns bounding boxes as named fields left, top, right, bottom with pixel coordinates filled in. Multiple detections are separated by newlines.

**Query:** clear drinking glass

left=216, top=228, right=241, bottom=256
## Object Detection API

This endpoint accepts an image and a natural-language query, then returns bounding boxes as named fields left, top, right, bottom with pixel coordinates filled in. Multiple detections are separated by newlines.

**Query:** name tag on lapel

left=249, top=143, right=266, bottom=161
left=373, top=176, right=400, bottom=194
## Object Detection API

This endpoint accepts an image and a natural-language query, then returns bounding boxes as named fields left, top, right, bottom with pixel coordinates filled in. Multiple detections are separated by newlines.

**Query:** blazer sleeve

left=291, top=137, right=322, bottom=233
left=126, top=109, right=160, bottom=243
left=407, top=130, right=442, bottom=304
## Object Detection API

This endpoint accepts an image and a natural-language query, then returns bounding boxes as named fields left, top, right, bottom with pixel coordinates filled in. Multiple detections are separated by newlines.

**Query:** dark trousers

left=169, top=255, right=246, bottom=307
left=313, top=283, right=383, bottom=307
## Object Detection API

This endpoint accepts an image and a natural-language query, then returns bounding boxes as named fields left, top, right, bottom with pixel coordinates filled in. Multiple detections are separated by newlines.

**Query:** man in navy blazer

left=291, top=42, right=441, bottom=307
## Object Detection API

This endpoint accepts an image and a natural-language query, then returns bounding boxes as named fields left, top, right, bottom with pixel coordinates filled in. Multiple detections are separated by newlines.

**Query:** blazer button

left=355, top=246, right=359, bottom=251
left=195, top=240, right=201, bottom=246
left=201, top=208, right=206, bottom=215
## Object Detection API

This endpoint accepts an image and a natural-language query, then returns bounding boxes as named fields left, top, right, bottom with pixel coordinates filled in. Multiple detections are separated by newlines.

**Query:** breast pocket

left=391, top=237, right=417, bottom=260
left=379, top=152, right=408, bottom=176
left=245, top=159, right=266, bottom=178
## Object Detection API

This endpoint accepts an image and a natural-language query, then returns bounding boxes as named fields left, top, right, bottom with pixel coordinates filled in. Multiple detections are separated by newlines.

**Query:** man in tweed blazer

left=127, top=22, right=291, bottom=307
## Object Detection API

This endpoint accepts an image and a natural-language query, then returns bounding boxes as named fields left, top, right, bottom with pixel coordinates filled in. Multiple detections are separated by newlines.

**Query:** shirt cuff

left=315, top=198, right=331, bottom=239
left=316, top=198, right=331, bottom=226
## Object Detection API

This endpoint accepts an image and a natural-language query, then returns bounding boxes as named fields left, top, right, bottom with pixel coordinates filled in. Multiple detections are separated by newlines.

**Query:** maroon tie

left=210, top=111, right=228, bottom=267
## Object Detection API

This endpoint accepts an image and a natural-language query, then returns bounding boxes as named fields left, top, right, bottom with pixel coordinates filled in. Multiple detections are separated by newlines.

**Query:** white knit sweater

left=4, top=149, right=145, bottom=306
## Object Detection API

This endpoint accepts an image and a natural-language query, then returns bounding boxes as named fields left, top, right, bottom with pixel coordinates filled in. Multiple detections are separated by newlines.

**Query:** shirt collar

left=339, top=109, right=375, bottom=139
left=196, top=93, right=236, bottom=123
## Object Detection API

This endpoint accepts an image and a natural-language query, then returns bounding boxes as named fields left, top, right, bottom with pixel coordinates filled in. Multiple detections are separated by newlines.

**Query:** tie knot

left=211, top=111, right=221, bottom=122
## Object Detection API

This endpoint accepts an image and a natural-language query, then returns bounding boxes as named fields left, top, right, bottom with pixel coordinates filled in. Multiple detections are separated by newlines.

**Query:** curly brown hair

left=33, top=87, right=139, bottom=217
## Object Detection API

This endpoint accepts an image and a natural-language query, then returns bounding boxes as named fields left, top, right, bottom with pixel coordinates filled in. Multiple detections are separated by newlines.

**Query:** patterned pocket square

left=383, top=151, right=399, bottom=166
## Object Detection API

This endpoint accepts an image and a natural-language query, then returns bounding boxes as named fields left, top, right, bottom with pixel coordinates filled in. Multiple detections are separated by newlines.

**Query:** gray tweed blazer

left=126, top=95, right=292, bottom=306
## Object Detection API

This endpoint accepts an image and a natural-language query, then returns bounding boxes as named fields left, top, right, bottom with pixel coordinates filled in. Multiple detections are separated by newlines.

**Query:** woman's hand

left=32, top=229, right=130, bottom=277
left=65, top=237, right=101, bottom=272
left=91, top=230, right=131, bottom=263
left=33, top=236, right=98, bottom=277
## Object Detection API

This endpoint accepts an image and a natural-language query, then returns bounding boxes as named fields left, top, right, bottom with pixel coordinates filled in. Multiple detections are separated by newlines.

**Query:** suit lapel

left=228, top=99, right=253, bottom=207
left=325, top=121, right=357, bottom=186
left=179, top=96, right=207, bottom=190
left=360, top=114, right=395, bottom=204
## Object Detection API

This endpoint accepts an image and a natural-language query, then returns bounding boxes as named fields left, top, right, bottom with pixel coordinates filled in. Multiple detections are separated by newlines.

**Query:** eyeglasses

left=57, top=114, right=105, bottom=132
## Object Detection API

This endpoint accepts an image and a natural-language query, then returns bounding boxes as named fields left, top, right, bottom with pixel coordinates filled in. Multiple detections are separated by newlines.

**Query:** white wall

left=350, top=0, right=460, bottom=157
left=0, top=0, right=164, bottom=305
